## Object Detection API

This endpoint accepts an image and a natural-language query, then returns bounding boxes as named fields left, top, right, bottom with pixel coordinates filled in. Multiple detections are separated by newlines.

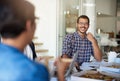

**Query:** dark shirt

left=29, top=41, right=37, bottom=60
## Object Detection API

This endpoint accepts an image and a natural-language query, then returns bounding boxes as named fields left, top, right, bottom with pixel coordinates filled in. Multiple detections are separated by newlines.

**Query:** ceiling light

left=83, top=3, right=95, bottom=7
left=97, top=12, right=101, bottom=15
left=76, top=6, right=79, bottom=10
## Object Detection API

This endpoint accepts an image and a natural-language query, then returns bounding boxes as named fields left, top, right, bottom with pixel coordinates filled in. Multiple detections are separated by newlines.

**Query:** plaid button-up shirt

left=62, top=32, right=94, bottom=65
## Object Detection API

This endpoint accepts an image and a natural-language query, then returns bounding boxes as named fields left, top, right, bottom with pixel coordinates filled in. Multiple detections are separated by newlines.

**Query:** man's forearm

left=57, top=71, right=65, bottom=81
left=92, top=40, right=102, bottom=61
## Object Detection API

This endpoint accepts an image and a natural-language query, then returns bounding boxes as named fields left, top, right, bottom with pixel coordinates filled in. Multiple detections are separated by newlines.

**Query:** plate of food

left=71, top=70, right=115, bottom=81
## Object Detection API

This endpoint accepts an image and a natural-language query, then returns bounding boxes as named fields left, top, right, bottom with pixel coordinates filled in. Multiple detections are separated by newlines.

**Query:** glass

left=78, top=22, right=89, bottom=26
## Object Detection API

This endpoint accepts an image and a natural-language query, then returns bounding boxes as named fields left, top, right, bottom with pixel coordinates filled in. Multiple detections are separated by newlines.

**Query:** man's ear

left=26, top=20, right=31, bottom=31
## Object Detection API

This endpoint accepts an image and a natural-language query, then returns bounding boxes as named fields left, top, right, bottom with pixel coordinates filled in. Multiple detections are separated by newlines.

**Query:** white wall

left=96, top=0, right=116, bottom=16
left=28, top=0, right=58, bottom=57
left=96, top=0, right=117, bottom=36
left=117, top=10, right=120, bottom=34
left=97, top=17, right=116, bottom=34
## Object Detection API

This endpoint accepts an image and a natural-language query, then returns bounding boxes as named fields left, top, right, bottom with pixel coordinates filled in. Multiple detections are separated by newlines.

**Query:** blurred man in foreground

left=0, top=0, right=67, bottom=81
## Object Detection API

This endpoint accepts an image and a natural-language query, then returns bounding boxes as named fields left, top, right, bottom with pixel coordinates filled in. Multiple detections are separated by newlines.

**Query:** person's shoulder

left=65, top=32, right=75, bottom=39
left=31, top=62, right=50, bottom=80
left=19, top=61, right=49, bottom=80
left=16, top=58, right=49, bottom=79
left=34, top=62, right=48, bottom=71
left=15, top=55, right=49, bottom=72
left=17, top=55, right=47, bottom=70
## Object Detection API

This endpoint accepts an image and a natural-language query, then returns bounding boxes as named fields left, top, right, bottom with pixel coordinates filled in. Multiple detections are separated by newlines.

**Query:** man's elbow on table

left=96, top=58, right=102, bottom=62
left=95, top=54, right=102, bottom=62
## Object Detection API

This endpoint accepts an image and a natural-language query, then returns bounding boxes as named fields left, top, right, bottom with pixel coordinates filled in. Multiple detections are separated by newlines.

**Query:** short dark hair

left=77, top=15, right=90, bottom=24
left=0, top=0, right=35, bottom=38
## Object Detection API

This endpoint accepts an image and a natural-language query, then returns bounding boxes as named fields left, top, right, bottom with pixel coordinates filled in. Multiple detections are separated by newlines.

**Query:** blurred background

left=27, top=0, right=120, bottom=58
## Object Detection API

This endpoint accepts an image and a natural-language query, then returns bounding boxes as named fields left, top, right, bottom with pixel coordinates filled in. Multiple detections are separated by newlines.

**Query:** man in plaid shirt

left=62, top=15, right=102, bottom=66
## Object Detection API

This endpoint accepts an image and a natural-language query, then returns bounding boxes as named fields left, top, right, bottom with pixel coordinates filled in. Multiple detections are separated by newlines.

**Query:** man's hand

left=55, top=57, right=71, bottom=81
left=55, top=57, right=70, bottom=73
left=87, top=32, right=96, bottom=43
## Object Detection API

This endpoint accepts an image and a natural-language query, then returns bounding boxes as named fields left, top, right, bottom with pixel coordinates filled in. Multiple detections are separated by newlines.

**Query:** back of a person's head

left=0, top=0, right=35, bottom=38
